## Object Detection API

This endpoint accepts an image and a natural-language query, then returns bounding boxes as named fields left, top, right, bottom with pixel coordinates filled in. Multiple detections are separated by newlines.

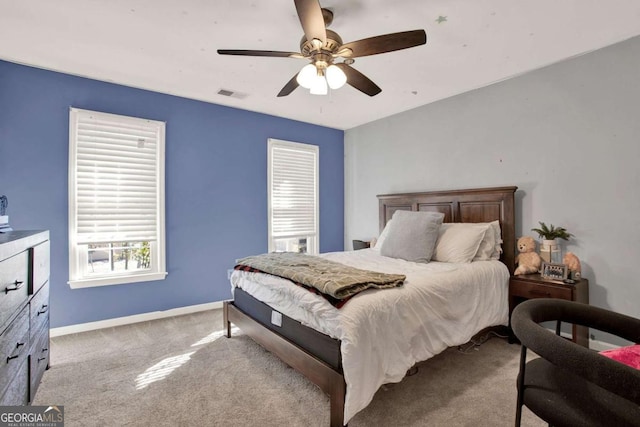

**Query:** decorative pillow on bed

left=432, top=223, right=489, bottom=263
left=379, top=210, right=444, bottom=263
left=371, top=219, right=392, bottom=250
left=473, top=220, right=503, bottom=261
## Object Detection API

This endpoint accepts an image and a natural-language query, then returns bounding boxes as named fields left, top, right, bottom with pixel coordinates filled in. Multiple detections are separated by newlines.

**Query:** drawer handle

left=16, top=342, right=25, bottom=349
left=530, top=289, right=552, bottom=297
left=37, top=357, right=47, bottom=363
left=6, top=354, right=19, bottom=363
left=4, top=280, right=24, bottom=294
left=37, top=304, right=49, bottom=315
left=41, top=347, right=49, bottom=353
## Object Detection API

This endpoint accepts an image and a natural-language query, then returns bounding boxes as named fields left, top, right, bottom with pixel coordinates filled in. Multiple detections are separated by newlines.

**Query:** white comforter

left=230, top=249, right=509, bottom=423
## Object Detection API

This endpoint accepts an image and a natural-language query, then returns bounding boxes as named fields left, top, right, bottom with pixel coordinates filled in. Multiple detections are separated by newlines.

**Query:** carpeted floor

left=34, top=309, right=545, bottom=426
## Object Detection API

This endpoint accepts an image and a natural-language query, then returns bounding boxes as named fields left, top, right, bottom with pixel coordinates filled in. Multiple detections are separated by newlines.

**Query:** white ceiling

left=1, top=0, right=640, bottom=130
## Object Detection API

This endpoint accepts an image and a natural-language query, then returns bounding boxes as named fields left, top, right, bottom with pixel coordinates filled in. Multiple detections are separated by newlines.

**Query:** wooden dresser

left=0, top=230, right=50, bottom=405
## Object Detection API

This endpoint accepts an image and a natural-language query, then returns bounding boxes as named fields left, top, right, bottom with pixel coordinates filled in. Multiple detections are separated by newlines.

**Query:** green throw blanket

left=235, top=252, right=405, bottom=300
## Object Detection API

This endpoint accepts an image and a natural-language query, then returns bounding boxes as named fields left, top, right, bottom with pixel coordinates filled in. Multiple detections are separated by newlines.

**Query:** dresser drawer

left=510, top=279, right=572, bottom=300
left=0, top=251, right=29, bottom=329
left=30, top=282, right=50, bottom=344
left=32, top=240, right=50, bottom=294
left=0, top=306, right=29, bottom=397
left=0, top=355, right=28, bottom=406
left=29, top=329, right=50, bottom=402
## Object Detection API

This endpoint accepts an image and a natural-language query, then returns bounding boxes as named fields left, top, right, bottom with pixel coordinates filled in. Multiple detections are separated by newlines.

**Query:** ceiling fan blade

left=217, top=49, right=305, bottom=59
left=294, top=0, right=326, bottom=44
left=277, top=73, right=300, bottom=97
left=335, top=63, right=381, bottom=96
left=338, top=29, right=426, bottom=58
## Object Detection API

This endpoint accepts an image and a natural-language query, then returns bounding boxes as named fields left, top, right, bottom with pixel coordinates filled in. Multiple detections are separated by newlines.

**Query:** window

left=268, top=138, right=319, bottom=255
left=68, top=108, right=167, bottom=288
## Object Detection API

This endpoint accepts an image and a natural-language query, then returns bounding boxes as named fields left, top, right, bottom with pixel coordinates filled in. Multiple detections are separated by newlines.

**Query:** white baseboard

left=589, top=338, right=618, bottom=352
left=50, top=301, right=224, bottom=337
left=51, top=305, right=625, bottom=351
left=556, top=331, right=618, bottom=351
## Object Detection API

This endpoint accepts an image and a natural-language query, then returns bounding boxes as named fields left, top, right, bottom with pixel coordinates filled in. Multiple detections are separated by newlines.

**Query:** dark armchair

left=511, top=298, right=640, bottom=427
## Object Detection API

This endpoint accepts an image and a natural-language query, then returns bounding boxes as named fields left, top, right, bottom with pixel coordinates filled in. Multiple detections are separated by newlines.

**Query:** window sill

left=69, top=271, right=168, bottom=289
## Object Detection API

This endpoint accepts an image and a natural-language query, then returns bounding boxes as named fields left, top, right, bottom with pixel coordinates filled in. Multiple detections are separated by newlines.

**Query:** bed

left=223, top=186, right=517, bottom=426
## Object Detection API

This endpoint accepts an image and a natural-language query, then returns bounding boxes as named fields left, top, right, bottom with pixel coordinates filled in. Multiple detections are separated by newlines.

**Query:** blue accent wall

left=0, top=60, right=344, bottom=328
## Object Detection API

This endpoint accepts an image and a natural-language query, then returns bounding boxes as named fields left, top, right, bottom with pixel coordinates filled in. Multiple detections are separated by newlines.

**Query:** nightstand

left=352, top=240, right=370, bottom=250
left=509, top=274, right=589, bottom=347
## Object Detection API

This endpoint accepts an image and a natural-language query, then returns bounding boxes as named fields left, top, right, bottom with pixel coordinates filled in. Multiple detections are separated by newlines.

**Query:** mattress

left=230, top=248, right=510, bottom=423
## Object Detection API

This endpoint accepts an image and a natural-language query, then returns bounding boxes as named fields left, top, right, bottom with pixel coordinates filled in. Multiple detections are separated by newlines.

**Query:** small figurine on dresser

left=0, top=195, right=11, bottom=233
left=514, top=236, right=542, bottom=275
left=563, top=252, right=582, bottom=280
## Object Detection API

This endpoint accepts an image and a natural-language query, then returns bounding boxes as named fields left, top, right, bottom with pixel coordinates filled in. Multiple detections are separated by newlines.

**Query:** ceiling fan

left=217, top=0, right=427, bottom=97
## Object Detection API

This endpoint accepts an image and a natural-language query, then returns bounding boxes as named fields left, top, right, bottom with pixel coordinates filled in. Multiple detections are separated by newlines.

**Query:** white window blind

left=69, top=108, right=166, bottom=288
left=268, top=139, right=319, bottom=254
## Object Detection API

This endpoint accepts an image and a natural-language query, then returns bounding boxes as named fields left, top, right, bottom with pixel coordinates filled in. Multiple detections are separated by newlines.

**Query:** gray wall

left=344, top=36, right=640, bottom=335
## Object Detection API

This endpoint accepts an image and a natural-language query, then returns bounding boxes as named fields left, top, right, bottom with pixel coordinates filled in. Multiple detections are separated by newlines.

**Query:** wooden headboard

left=377, top=186, right=517, bottom=274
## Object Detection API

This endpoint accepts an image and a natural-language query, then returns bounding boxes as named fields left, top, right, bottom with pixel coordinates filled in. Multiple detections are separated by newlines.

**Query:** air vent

left=217, top=89, right=247, bottom=99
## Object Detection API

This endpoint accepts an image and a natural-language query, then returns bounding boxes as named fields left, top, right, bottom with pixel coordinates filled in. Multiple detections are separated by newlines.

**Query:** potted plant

left=531, top=222, right=573, bottom=263
left=531, top=222, right=573, bottom=241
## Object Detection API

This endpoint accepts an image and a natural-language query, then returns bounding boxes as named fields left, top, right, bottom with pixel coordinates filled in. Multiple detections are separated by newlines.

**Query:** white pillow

left=491, top=221, right=503, bottom=259
left=379, top=210, right=444, bottom=263
left=471, top=220, right=503, bottom=261
left=433, top=223, right=489, bottom=263
left=371, top=219, right=392, bottom=251
left=472, top=221, right=495, bottom=260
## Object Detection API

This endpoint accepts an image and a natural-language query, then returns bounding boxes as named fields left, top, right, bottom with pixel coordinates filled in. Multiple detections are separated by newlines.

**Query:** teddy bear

left=515, top=236, right=542, bottom=275
left=563, top=252, right=581, bottom=278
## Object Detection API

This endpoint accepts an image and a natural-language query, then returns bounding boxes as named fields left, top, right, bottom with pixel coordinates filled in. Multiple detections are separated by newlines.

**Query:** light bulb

left=296, top=64, right=317, bottom=89
left=326, top=64, right=347, bottom=89
left=310, top=73, right=328, bottom=95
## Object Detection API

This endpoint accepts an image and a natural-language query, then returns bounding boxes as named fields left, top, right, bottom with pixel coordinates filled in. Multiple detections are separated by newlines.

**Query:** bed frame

left=223, top=186, right=517, bottom=426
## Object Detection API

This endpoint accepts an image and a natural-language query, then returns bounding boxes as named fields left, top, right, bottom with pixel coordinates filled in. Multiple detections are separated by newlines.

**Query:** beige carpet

left=34, top=310, right=545, bottom=426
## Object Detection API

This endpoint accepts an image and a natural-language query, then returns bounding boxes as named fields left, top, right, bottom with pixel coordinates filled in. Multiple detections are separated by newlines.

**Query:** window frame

left=267, top=138, right=319, bottom=255
left=68, top=108, right=167, bottom=288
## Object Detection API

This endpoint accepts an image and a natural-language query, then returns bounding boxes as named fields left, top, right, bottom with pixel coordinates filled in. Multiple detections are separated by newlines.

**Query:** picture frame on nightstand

left=540, top=262, right=569, bottom=281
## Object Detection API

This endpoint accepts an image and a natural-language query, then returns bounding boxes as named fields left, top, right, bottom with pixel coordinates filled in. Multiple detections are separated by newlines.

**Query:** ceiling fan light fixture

left=296, top=63, right=317, bottom=89
left=326, top=64, right=347, bottom=89
left=219, top=4, right=427, bottom=98
left=310, top=72, right=328, bottom=95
